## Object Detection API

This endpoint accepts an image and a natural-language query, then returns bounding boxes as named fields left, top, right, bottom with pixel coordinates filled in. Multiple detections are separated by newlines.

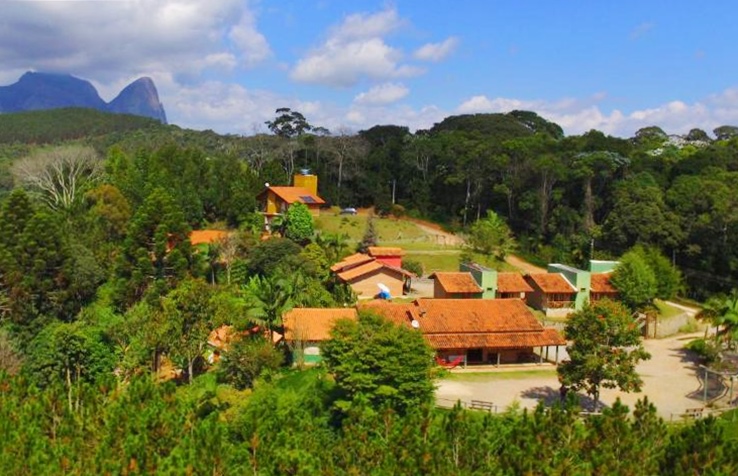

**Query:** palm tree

left=243, top=275, right=294, bottom=342
left=697, top=290, right=738, bottom=349
left=316, top=232, right=350, bottom=263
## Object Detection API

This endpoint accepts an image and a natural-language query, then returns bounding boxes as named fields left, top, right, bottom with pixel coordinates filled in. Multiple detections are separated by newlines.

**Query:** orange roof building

left=283, top=308, right=358, bottom=342
left=524, top=273, right=577, bottom=317
left=367, top=246, right=404, bottom=267
left=428, top=272, right=482, bottom=298
left=331, top=251, right=413, bottom=299
left=458, top=262, right=534, bottom=300
left=590, top=273, right=618, bottom=302
left=496, top=272, right=535, bottom=298
left=257, top=171, right=325, bottom=233
left=190, top=230, right=230, bottom=246
left=282, top=308, right=358, bottom=364
left=365, top=298, right=566, bottom=366
left=330, top=252, right=375, bottom=272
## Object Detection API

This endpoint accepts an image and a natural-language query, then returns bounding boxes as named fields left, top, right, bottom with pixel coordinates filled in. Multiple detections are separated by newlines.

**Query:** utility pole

left=590, top=238, right=595, bottom=260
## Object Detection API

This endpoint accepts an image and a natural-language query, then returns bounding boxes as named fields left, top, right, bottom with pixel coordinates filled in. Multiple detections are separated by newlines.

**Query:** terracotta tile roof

left=413, top=298, right=542, bottom=333
left=207, top=324, right=234, bottom=349
left=590, top=273, right=617, bottom=293
left=428, top=272, right=482, bottom=294
left=526, top=273, right=576, bottom=294
left=259, top=186, right=325, bottom=205
left=425, top=331, right=565, bottom=349
left=368, top=246, right=404, bottom=257
left=333, top=256, right=414, bottom=281
left=330, top=253, right=373, bottom=272
left=282, top=308, right=358, bottom=341
left=358, top=300, right=416, bottom=326
left=497, top=272, right=534, bottom=293
left=365, top=298, right=565, bottom=350
left=190, top=230, right=229, bottom=246
left=337, top=260, right=385, bottom=281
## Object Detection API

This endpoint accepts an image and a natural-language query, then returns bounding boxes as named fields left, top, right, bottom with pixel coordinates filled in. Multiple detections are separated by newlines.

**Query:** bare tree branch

left=11, top=145, right=102, bottom=211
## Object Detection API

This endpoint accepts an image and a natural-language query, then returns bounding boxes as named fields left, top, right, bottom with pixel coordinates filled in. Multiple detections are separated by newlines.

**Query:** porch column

left=496, top=352, right=500, bottom=367
left=464, top=353, right=467, bottom=369
left=545, top=346, right=550, bottom=361
left=539, top=347, right=543, bottom=365
left=555, top=346, right=559, bottom=364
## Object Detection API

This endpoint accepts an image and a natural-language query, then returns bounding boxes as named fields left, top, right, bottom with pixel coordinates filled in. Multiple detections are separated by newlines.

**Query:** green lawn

left=655, top=299, right=686, bottom=320
left=405, top=251, right=462, bottom=274
left=443, top=369, right=557, bottom=382
left=315, top=213, right=428, bottom=243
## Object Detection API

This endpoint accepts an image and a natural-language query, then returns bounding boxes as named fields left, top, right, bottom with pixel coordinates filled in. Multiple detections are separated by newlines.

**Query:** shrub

left=685, top=338, right=720, bottom=365
left=217, top=338, right=284, bottom=390
left=402, top=259, right=424, bottom=277
left=390, top=204, right=406, bottom=218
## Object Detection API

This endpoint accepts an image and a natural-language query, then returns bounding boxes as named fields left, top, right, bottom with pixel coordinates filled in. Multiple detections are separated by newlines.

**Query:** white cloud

left=228, top=8, right=272, bottom=67
left=160, top=82, right=738, bottom=140
left=454, top=89, right=738, bottom=137
left=331, top=8, right=403, bottom=41
left=354, top=83, right=409, bottom=105
left=290, top=8, right=423, bottom=87
left=414, top=37, right=459, bottom=62
left=0, top=0, right=270, bottom=83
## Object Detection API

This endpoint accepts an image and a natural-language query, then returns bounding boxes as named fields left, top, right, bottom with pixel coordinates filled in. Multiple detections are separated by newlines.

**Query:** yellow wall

left=293, top=174, right=318, bottom=195
left=350, top=269, right=404, bottom=299
left=265, top=191, right=280, bottom=214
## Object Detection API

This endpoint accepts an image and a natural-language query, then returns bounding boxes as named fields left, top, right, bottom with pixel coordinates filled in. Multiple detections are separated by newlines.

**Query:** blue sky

left=1, top=0, right=737, bottom=137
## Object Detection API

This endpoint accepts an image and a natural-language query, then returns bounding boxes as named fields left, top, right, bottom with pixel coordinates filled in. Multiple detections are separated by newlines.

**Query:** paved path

left=436, top=333, right=713, bottom=420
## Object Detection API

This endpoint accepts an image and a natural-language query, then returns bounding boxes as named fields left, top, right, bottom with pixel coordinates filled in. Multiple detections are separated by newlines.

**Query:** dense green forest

left=4, top=108, right=736, bottom=294
left=1, top=107, right=738, bottom=473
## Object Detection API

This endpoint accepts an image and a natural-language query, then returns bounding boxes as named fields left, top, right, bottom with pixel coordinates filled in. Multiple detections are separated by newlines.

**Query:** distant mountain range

left=0, top=72, right=167, bottom=123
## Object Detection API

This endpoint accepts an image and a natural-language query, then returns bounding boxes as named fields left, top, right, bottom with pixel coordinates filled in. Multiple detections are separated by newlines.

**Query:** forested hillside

left=4, top=107, right=736, bottom=295
left=1, top=107, right=738, bottom=472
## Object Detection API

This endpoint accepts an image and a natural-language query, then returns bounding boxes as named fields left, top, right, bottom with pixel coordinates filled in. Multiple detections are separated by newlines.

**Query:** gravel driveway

left=436, top=333, right=714, bottom=419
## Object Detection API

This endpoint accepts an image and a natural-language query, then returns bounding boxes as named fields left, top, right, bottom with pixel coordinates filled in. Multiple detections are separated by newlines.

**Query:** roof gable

left=368, top=246, right=404, bottom=257
left=332, top=250, right=413, bottom=282
left=590, top=273, right=617, bottom=293
left=526, top=273, right=576, bottom=294
left=330, top=252, right=374, bottom=272
left=429, top=272, right=482, bottom=294
left=259, top=186, right=325, bottom=205
left=496, top=272, right=534, bottom=293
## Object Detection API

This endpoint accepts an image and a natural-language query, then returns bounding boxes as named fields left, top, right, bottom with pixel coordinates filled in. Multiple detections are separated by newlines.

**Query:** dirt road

left=410, top=220, right=465, bottom=246
left=505, top=254, right=546, bottom=274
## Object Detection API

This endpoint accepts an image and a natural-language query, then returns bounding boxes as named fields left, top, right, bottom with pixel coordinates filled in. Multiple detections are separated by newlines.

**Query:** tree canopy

left=321, top=311, right=435, bottom=415
left=559, top=300, right=651, bottom=408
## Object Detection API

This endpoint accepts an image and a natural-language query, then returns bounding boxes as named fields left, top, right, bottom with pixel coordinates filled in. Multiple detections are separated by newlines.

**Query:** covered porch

left=432, top=329, right=566, bottom=368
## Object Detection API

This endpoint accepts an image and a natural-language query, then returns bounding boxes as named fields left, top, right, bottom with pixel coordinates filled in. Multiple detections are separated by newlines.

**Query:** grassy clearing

left=443, top=369, right=557, bottom=382
left=315, top=213, right=427, bottom=242
left=405, top=251, right=462, bottom=273
left=655, top=299, right=685, bottom=320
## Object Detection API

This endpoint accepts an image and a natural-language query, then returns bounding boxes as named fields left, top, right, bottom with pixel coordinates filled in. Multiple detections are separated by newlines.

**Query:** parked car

left=340, top=207, right=358, bottom=215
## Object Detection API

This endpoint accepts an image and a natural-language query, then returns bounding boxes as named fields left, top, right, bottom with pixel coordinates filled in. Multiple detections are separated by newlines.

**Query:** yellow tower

left=293, top=169, right=318, bottom=196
